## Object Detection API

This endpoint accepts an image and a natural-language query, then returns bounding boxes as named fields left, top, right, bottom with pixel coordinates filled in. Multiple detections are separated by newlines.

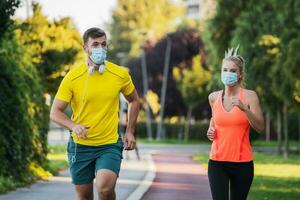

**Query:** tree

left=203, top=0, right=246, bottom=90
left=205, top=0, right=300, bottom=157
left=108, top=0, right=184, bottom=62
left=146, top=90, right=161, bottom=117
left=232, top=0, right=300, bottom=157
left=128, top=29, right=205, bottom=117
left=0, top=0, right=20, bottom=39
left=0, top=0, right=49, bottom=184
left=15, top=3, right=84, bottom=96
left=173, top=55, right=211, bottom=142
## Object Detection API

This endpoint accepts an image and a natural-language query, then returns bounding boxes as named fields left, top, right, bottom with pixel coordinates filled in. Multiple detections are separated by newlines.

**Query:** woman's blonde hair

left=223, top=45, right=245, bottom=74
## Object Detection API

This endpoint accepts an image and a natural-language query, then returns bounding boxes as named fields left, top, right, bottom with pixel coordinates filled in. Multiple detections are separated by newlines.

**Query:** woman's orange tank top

left=210, top=88, right=253, bottom=162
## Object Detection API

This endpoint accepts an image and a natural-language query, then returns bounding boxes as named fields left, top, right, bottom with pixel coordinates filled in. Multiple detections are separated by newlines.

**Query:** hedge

left=0, top=34, right=49, bottom=183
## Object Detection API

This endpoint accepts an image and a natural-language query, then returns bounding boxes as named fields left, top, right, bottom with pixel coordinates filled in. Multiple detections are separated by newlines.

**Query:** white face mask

left=89, top=47, right=106, bottom=65
left=221, top=71, right=238, bottom=86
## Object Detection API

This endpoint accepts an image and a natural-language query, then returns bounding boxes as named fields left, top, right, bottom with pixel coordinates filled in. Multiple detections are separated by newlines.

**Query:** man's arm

left=50, top=99, right=88, bottom=139
left=123, top=89, right=140, bottom=150
left=50, top=99, right=75, bottom=129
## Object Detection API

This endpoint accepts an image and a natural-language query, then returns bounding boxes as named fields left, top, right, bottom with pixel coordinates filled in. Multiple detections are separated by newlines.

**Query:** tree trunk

left=283, top=102, right=289, bottom=159
left=276, top=110, right=282, bottom=155
left=298, top=112, right=300, bottom=159
left=141, top=51, right=153, bottom=141
left=266, top=112, right=271, bottom=141
left=184, top=106, right=193, bottom=143
left=156, top=37, right=172, bottom=140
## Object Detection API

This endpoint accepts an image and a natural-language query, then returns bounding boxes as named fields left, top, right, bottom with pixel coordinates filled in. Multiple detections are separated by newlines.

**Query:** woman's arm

left=232, top=90, right=265, bottom=133
left=207, top=92, right=217, bottom=141
left=244, top=91, right=265, bottom=133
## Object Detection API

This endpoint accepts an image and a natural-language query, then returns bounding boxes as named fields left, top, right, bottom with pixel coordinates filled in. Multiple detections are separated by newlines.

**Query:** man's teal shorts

left=67, top=137, right=123, bottom=185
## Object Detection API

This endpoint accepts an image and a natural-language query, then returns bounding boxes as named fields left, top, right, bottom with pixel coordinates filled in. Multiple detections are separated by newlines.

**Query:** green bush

left=0, top=34, right=49, bottom=183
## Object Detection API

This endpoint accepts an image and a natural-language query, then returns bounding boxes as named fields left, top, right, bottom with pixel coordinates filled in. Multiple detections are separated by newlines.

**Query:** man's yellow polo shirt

left=55, top=61, right=135, bottom=146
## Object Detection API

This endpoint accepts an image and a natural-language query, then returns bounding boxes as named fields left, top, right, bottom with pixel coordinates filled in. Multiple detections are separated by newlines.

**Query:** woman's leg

left=230, top=161, right=254, bottom=200
left=208, top=160, right=230, bottom=200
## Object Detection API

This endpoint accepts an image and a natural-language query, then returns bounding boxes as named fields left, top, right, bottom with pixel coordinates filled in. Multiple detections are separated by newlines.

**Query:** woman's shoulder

left=208, top=90, right=222, bottom=104
left=243, top=88, right=259, bottom=101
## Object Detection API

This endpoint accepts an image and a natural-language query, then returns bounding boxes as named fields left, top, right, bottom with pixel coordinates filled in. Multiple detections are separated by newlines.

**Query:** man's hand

left=71, top=124, right=89, bottom=140
left=123, top=132, right=136, bottom=150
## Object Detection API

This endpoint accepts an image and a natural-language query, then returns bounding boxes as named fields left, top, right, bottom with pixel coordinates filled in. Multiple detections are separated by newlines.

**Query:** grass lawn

left=193, top=152, right=300, bottom=200
left=252, top=140, right=299, bottom=148
left=46, top=144, right=68, bottom=176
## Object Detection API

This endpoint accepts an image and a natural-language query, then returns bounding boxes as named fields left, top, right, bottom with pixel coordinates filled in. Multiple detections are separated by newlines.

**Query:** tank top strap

left=217, top=91, right=223, bottom=107
left=239, top=87, right=244, bottom=101
left=211, top=91, right=222, bottom=116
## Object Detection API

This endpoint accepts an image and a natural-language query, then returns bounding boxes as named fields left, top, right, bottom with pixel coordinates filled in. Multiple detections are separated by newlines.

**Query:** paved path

left=142, top=153, right=212, bottom=200
left=0, top=151, right=152, bottom=200
left=0, top=129, right=215, bottom=200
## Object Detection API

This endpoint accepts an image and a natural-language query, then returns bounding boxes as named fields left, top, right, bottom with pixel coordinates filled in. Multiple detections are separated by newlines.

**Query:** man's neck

left=87, top=57, right=100, bottom=69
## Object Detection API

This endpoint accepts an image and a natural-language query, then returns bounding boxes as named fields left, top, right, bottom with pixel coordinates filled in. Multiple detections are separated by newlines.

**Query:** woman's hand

left=231, top=97, right=248, bottom=111
left=207, top=127, right=215, bottom=141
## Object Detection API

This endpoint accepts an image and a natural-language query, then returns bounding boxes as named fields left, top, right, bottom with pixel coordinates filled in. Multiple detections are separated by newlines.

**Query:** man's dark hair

left=83, top=27, right=106, bottom=45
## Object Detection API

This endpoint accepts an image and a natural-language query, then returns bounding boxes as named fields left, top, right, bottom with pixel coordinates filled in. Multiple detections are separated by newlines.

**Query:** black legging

left=208, top=159, right=254, bottom=200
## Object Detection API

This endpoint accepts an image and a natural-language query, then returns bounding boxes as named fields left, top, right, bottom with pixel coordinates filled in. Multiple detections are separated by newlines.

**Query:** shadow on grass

left=249, top=176, right=300, bottom=200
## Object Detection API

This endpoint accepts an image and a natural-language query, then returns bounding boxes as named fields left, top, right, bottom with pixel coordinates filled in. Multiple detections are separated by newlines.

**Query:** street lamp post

left=156, top=36, right=172, bottom=140
left=141, top=49, right=153, bottom=141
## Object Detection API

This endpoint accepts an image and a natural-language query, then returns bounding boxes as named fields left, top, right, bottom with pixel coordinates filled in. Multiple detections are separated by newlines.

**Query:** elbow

left=49, top=109, right=57, bottom=123
left=132, top=98, right=140, bottom=109
left=260, top=118, right=265, bottom=133
left=258, top=128, right=264, bottom=134
left=136, top=100, right=141, bottom=109
left=257, top=123, right=265, bottom=134
left=133, top=100, right=140, bottom=113
left=49, top=112, right=55, bottom=122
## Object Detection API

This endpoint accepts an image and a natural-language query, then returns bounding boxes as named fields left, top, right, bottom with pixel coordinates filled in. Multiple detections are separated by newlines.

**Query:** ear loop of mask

left=71, top=73, right=89, bottom=164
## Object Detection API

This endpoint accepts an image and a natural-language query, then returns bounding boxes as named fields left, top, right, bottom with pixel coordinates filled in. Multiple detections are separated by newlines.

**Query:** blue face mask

left=90, top=47, right=106, bottom=65
left=221, top=71, right=238, bottom=86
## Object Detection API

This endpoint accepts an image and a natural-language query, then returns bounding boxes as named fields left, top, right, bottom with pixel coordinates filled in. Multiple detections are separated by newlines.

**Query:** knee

left=78, top=193, right=93, bottom=200
left=98, top=186, right=114, bottom=198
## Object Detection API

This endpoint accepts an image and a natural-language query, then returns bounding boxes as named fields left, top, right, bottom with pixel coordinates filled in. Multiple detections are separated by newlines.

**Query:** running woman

left=207, top=46, right=264, bottom=200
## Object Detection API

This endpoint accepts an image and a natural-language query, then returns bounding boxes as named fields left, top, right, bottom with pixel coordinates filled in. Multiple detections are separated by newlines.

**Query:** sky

left=15, top=0, right=117, bottom=34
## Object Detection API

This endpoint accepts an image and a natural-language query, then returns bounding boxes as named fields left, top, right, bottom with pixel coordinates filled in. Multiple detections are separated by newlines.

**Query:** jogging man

left=50, top=27, right=140, bottom=200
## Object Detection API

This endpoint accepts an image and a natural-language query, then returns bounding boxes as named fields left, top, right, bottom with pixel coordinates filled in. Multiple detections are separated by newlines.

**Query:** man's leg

left=96, top=169, right=118, bottom=200
left=94, top=138, right=123, bottom=199
left=75, top=182, right=94, bottom=200
left=67, top=138, right=96, bottom=200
